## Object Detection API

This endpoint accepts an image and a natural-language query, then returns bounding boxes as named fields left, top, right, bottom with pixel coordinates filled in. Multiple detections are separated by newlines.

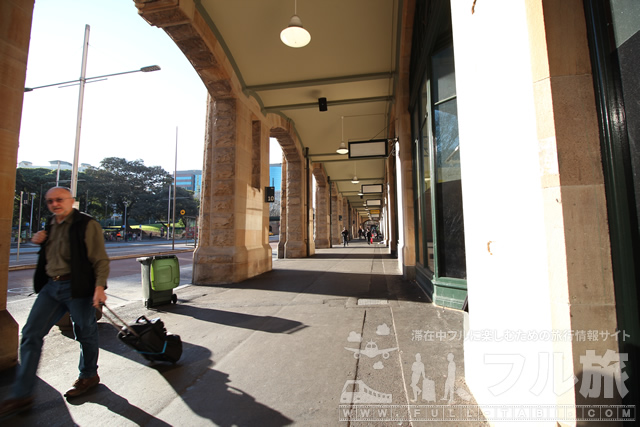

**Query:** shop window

left=431, top=45, right=466, bottom=279
left=421, top=80, right=435, bottom=272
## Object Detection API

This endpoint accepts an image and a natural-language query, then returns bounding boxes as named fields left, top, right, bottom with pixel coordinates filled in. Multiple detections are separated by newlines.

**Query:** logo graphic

left=345, top=340, right=398, bottom=359
left=410, top=353, right=434, bottom=402
left=376, top=323, right=391, bottom=335
left=340, top=380, right=392, bottom=404
left=347, top=331, right=362, bottom=342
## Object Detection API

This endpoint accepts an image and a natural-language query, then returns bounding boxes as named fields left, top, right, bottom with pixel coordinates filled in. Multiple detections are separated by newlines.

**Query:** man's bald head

left=45, top=187, right=75, bottom=221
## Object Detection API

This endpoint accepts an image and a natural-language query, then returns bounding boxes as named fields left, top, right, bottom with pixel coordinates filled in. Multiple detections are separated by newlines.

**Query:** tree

left=14, top=158, right=183, bottom=231
left=84, top=157, right=172, bottom=225
left=132, top=186, right=199, bottom=225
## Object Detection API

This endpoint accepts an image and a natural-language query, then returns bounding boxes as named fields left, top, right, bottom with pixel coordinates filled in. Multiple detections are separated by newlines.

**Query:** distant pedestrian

left=341, top=227, right=349, bottom=247
left=0, top=187, right=109, bottom=420
left=366, top=228, right=372, bottom=245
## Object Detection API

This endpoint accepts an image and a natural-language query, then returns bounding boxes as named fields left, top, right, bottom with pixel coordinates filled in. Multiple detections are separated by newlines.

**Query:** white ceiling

left=196, top=0, right=401, bottom=217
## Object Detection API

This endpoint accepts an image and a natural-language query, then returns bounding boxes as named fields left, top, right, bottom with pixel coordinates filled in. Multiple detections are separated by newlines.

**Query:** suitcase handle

left=136, top=315, right=151, bottom=324
left=100, top=303, right=141, bottom=338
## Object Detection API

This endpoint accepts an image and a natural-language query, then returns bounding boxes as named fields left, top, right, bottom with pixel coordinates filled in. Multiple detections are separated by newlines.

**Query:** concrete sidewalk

left=1, top=241, right=487, bottom=426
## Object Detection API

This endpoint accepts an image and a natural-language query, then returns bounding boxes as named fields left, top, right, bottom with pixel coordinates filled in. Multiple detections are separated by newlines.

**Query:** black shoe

left=0, top=396, right=34, bottom=420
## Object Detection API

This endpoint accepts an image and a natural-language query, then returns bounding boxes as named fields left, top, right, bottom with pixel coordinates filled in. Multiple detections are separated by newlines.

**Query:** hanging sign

left=265, top=187, right=275, bottom=203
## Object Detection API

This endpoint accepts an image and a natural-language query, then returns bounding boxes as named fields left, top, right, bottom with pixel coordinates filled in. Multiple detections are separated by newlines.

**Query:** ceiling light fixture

left=280, top=0, right=311, bottom=48
left=337, top=116, right=349, bottom=154
left=351, top=161, right=359, bottom=184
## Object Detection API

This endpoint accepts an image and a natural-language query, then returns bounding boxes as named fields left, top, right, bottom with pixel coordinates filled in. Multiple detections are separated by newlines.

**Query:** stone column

left=342, top=199, right=349, bottom=240
left=271, top=126, right=307, bottom=258
left=277, top=154, right=287, bottom=258
left=0, top=0, right=33, bottom=371
left=386, top=154, right=398, bottom=257
left=351, top=205, right=357, bottom=239
left=284, top=152, right=306, bottom=257
left=306, top=159, right=315, bottom=256
left=330, top=183, right=341, bottom=246
left=256, top=120, right=273, bottom=271
left=193, top=96, right=271, bottom=283
left=312, top=163, right=330, bottom=248
left=526, top=0, right=618, bottom=408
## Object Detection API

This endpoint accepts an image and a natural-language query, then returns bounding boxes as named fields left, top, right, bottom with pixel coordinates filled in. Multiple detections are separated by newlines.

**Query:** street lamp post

left=123, top=201, right=128, bottom=242
left=16, top=192, right=23, bottom=261
left=29, top=192, right=36, bottom=238
left=23, top=24, right=161, bottom=199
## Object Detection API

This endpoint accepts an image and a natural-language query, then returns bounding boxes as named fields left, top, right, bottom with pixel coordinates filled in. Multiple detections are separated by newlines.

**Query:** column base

left=193, top=245, right=271, bottom=284
left=0, top=310, right=19, bottom=371
left=314, top=238, right=330, bottom=249
left=284, top=240, right=306, bottom=258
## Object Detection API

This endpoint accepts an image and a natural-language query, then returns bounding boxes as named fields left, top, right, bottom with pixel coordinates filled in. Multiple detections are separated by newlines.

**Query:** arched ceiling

left=139, top=0, right=402, bottom=219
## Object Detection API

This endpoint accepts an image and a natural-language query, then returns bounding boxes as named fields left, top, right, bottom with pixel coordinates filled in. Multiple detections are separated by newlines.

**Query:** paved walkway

left=1, top=240, right=486, bottom=426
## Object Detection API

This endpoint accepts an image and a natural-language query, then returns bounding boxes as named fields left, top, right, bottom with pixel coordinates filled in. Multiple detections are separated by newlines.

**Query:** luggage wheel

left=171, top=294, right=178, bottom=304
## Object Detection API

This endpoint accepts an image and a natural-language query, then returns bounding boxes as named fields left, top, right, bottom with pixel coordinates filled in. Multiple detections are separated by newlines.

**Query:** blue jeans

left=11, top=279, right=99, bottom=399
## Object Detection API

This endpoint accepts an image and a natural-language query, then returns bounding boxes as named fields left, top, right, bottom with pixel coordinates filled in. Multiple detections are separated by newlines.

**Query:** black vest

left=34, top=210, right=97, bottom=298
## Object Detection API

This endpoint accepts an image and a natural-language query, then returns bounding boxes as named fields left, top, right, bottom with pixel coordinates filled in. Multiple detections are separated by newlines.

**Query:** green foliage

left=14, top=158, right=200, bottom=229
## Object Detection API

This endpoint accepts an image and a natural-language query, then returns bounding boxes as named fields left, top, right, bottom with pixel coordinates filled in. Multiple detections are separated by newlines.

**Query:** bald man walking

left=0, top=187, right=110, bottom=419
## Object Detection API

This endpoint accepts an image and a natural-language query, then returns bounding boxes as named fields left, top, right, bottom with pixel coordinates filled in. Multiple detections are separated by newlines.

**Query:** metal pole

left=172, top=127, right=178, bottom=250
left=70, top=24, right=90, bottom=198
left=124, top=201, right=128, bottom=243
left=29, top=193, right=36, bottom=238
left=38, top=183, right=44, bottom=231
left=17, top=191, right=23, bottom=261
left=167, top=185, right=171, bottom=240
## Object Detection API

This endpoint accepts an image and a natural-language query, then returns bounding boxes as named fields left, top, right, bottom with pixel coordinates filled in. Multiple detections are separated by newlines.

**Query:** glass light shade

left=351, top=175, right=359, bottom=184
left=280, top=15, right=311, bottom=48
left=336, top=141, right=349, bottom=154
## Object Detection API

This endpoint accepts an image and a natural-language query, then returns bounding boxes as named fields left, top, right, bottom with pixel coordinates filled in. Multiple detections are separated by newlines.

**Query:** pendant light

left=351, top=161, right=359, bottom=184
left=336, top=116, right=349, bottom=154
left=280, top=0, right=311, bottom=48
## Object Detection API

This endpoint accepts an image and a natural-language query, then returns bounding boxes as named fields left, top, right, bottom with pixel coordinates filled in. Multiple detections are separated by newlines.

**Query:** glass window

left=421, top=80, right=435, bottom=272
left=431, top=45, right=466, bottom=279
left=412, top=107, right=423, bottom=265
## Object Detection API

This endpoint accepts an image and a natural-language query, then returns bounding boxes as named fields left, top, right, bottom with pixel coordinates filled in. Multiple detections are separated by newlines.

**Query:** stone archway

left=135, top=0, right=278, bottom=283
left=135, top=0, right=309, bottom=265
left=312, top=163, right=330, bottom=248
left=271, top=127, right=308, bottom=258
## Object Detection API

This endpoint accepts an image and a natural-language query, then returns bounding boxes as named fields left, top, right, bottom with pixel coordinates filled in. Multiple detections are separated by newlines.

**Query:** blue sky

left=19, top=0, right=207, bottom=172
left=18, top=0, right=282, bottom=174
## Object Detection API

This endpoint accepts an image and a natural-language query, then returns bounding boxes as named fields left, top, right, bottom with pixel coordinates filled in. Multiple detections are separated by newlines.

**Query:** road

left=6, top=247, right=195, bottom=329
left=9, top=239, right=196, bottom=269
left=7, top=237, right=279, bottom=328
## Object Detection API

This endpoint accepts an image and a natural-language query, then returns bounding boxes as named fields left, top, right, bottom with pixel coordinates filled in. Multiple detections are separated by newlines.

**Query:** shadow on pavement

left=157, top=358, right=293, bottom=426
left=0, top=370, right=75, bottom=427
left=309, top=250, right=391, bottom=260
left=99, top=330, right=293, bottom=426
left=66, top=383, right=171, bottom=426
left=208, top=268, right=429, bottom=304
left=159, top=304, right=308, bottom=334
